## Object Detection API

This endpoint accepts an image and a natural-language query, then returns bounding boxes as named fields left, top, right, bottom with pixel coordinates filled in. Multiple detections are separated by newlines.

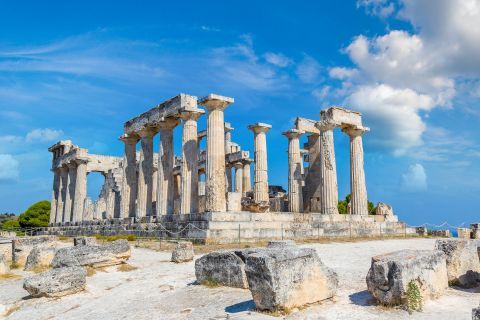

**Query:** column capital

left=342, top=125, right=370, bottom=137
left=282, top=128, right=304, bottom=139
left=199, top=94, right=234, bottom=111
left=233, top=161, right=243, bottom=169
left=315, top=120, right=338, bottom=131
left=119, top=133, right=139, bottom=144
left=137, top=127, right=157, bottom=138
left=180, top=109, right=205, bottom=121
left=157, top=118, right=180, bottom=130
left=248, top=122, right=272, bottom=134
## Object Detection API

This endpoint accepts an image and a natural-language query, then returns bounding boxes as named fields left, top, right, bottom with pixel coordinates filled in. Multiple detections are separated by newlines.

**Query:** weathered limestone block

left=458, top=228, right=472, bottom=239
left=52, top=240, right=131, bottom=268
left=473, top=303, right=480, bottom=320
left=434, top=239, right=480, bottom=287
left=0, top=253, right=9, bottom=274
left=245, top=247, right=338, bottom=310
left=24, top=246, right=56, bottom=271
left=171, top=241, right=194, bottom=263
left=366, top=250, right=448, bottom=305
left=0, top=231, right=16, bottom=238
left=23, top=266, right=86, bottom=297
left=12, top=236, right=58, bottom=267
left=375, top=202, right=393, bottom=216
left=74, top=237, right=97, bottom=246
left=195, top=250, right=249, bottom=289
left=431, top=230, right=451, bottom=237
left=267, top=240, right=296, bottom=248
left=226, top=192, right=242, bottom=212
left=416, top=227, right=428, bottom=237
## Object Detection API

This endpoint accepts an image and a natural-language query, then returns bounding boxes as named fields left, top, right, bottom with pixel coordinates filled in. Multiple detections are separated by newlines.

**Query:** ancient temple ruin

left=48, top=93, right=412, bottom=242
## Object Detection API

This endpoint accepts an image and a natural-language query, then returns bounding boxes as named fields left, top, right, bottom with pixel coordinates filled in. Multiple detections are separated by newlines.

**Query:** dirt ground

left=0, top=238, right=478, bottom=320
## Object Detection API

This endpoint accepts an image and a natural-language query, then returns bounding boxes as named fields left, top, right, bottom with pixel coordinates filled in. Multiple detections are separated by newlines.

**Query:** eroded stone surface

left=267, top=240, right=296, bottom=248
left=171, top=241, right=194, bottom=263
left=366, top=249, right=448, bottom=305
left=245, top=247, right=338, bottom=310
left=24, top=246, right=56, bottom=271
left=73, top=237, right=97, bottom=246
left=0, top=253, right=9, bottom=274
left=23, top=266, right=86, bottom=297
left=195, top=250, right=249, bottom=289
left=434, top=239, right=480, bottom=287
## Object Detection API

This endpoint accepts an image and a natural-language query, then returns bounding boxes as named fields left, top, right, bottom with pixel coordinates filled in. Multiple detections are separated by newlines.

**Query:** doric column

left=242, top=159, right=252, bottom=195
left=343, top=126, right=369, bottom=215
left=180, top=110, right=204, bottom=214
left=226, top=165, right=233, bottom=192
left=63, top=163, right=77, bottom=223
left=119, top=135, right=138, bottom=219
left=50, top=169, right=60, bottom=224
left=157, top=120, right=179, bottom=215
left=303, top=134, right=322, bottom=212
left=56, top=166, right=68, bottom=224
left=137, top=128, right=155, bottom=218
left=248, top=123, right=272, bottom=207
left=72, top=160, right=87, bottom=222
left=199, top=94, right=234, bottom=212
left=234, top=162, right=243, bottom=193
left=316, top=121, right=339, bottom=215
left=283, top=129, right=304, bottom=213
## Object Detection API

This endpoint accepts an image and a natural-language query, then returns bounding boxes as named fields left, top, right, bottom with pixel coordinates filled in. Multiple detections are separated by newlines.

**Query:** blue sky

left=1, top=0, right=479, bottom=226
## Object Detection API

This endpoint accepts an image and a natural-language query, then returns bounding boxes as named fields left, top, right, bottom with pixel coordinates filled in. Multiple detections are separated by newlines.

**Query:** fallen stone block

left=74, top=237, right=97, bottom=246
left=245, top=247, right=338, bottom=311
left=195, top=250, right=250, bottom=289
left=52, top=240, right=131, bottom=269
left=23, top=266, right=86, bottom=297
left=171, top=241, right=194, bottom=263
left=24, top=246, right=56, bottom=271
left=12, top=236, right=58, bottom=267
left=474, top=304, right=480, bottom=320
left=434, top=239, right=480, bottom=287
left=0, top=253, right=9, bottom=274
left=267, top=240, right=296, bottom=248
left=366, top=249, right=448, bottom=306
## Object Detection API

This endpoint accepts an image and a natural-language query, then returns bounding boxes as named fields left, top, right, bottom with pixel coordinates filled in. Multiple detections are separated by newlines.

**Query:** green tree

left=18, top=200, right=50, bottom=228
left=337, top=194, right=377, bottom=215
left=1, top=219, right=20, bottom=230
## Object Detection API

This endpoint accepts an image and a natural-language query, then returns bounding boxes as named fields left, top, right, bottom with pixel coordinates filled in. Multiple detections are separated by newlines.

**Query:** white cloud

left=329, top=67, right=358, bottom=80
left=296, top=55, right=321, bottom=83
left=312, top=86, right=331, bottom=101
left=264, top=52, right=292, bottom=67
left=25, top=128, right=63, bottom=143
left=0, top=154, right=20, bottom=181
left=357, top=0, right=395, bottom=18
left=401, top=163, right=427, bottom=192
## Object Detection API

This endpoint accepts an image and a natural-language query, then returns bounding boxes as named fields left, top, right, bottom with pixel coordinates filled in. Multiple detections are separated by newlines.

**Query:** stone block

left=52, top=239, right=131, bottom=268
left=24, top=246, right=56, bottom=271
left=195, top=250, right=249, bottom=289
left=458, top=228, right=472, bottom=239
left=431, top=230, right=451, bottom=237
left=227, top=192, right=242, bottom=212
left=267, top=240, right=296, bottom=248
left=23, top=266, right=86, bottom=297
left=245, top=247, right=338, bottom=311
left=416, top=227, right=428, bottom=237
left=171, top=241, right=194, bottom=263
left=12, top=236, right=58, bottom=267
left=434, top=239, right=480, bottom=287
left=366, top=250, right=448, bottom=306
left=0, top=253, right=9, bottom=274
left=74, top=237, right=97, bottom=246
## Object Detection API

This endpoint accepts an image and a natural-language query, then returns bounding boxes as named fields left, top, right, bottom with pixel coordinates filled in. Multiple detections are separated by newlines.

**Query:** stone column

left=248, top=123, right=272, bottom=207
left=50, top=169, right=60, bottom=224
left=72, top=160, right=87, bottom=222
left=63, top=163, right=77, bottom=223
left=157, top=120, right=178, bottom=215
left=180, top=110, right=203, bottom=214
left=226, top=165, right=233, bottom=192
left=242, top=159, right=252, bottom=195
left=119, top=135, right=138, bottom=219
left=137, top=128, right=155, bottom=219
left=199, top=94, right=234, bottom=212
left=283, top=129, right=304, bottom=213
left=56, top=166, right=68, bottom=224
left=344, top=126, right=369, bottom=215
left=316, top=121, right=339, bottom=215
left=234, top=162, right=243, bottom=193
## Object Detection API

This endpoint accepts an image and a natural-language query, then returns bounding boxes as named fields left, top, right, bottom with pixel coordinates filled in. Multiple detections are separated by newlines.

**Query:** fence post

left=404, top=223, right=407, bottom=238
left=281, top=224, right=284, bottom=240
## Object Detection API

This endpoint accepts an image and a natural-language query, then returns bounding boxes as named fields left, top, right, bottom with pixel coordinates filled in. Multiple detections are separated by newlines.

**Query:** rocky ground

left=0, top=238, right=478, bottom=319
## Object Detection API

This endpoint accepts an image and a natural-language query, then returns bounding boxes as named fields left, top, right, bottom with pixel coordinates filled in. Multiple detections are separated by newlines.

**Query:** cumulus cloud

left=25, top=128, right=63, bottom=142
left=0, top=154, right=20, bottom=182
left=264, top=52, right=292, bottom=67
left=296, top=55, right=321, bottom=83
left=357, top=0, right=395, bottom=18
left=401, top=163, right=427, bottom=192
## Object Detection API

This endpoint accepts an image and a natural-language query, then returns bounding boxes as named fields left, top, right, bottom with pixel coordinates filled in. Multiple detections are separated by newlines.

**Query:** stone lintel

left=124, top=93, right=198, bottom=135
left=295, top=117, right=320, bottom=135
left=248, top=122, right=272, bottom=133
left=198, top=93, right=234, bottom=111
left=321, top=106, right=362, bottom=128
left=48, top=140, right=74, bottom=152
left=226, top=150, right=250, bottom=163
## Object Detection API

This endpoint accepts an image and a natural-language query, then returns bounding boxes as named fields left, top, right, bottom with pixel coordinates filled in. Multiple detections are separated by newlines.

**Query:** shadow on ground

left=349, top=290, right=375, bottom=306
left=225, top=300, right=255, bottom=313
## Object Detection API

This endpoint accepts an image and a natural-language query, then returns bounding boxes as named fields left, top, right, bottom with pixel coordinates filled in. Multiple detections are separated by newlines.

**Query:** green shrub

left=18, top=200, right=50, bottom=228
left=406, top=280, right=423, bottom=313
left=1, top=219, right=20, bottom=230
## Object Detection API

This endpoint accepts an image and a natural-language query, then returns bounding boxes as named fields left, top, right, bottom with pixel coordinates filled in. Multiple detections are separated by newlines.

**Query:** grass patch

left=9, top=261, right=20, bottom=269
left=30, top=265, right=50, bottom=273
left=117, top=263, right=138, bottom=272
left=406, top=280, right=423, bottom=313
left=201, top=276, right=220, bottom=288
left=94, top=234, right=136, bottom=242
left=0, top=273, right=21, bottom=280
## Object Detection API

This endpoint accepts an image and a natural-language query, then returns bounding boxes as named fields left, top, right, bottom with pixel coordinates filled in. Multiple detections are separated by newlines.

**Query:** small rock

left=171, top=241, right=194, bottom=263
left=24, top=246, right=56, bottom=271
left=23, top=266, right=87, bottom=297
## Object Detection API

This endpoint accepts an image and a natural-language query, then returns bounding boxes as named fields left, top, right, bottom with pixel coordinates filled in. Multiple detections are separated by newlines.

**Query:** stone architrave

left=56, top=166, right=68, bottom=224
left=72, top=160, right=87, bottom=223
left=248, top=123, right=272, bottom=211
left=283, top=129, right=304, bottom=213
left=316, top=120, right=339, bottom=215
left=64, top=163, right=77, bottom=223
left=199, top=94, right=234, bottom=212
left=137, top=128, right=155, bottom=218
left=119, top=135, right=138, bottom=218
left=242, top=159, right=252, bottom=195
left=234, top=162, right=243, bottom=193
left=180, top=110, right=204, bottom=214
left=50, top=169, right=60, bottom=224
left=157, top=120, right=179, bottom=215
left=343, top=125, right=369, bottom=215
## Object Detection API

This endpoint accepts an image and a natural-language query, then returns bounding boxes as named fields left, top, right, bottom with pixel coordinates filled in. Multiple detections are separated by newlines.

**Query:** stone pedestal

left=249, top=123, right=272, bottom=212
left=157, top=120, right=178, bottom=215
left=283, top=129, right=304, bottom=213
left=119, top=135, right=138, bottom=218
left=137, top=129, right=155, bottom=218
left=72, top=161, right=87, bottom=222
left=317, top=122, right=339, bottom=215
left=199, top=94, right=234, bottom=212
left=344, top=126, right=369, bottom=215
